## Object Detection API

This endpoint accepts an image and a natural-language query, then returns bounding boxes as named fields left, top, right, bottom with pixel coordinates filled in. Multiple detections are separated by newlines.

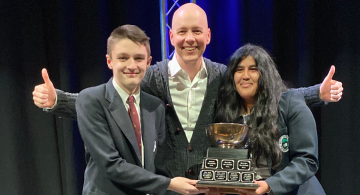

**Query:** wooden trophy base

left=196, top=180, right=258, bottom=194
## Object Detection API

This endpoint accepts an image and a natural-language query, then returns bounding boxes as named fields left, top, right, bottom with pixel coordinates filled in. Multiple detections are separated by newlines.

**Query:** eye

left=135, top=57, right=144, bottom=61
left=236, top=67, right=243, bottom=72
left=178, top=30, right=186, bottom=35
left=193, top=30, right=202, bottom=34
left=250, top=67, right=258, bottom=71
left=118, top=56, right=127, bottom=61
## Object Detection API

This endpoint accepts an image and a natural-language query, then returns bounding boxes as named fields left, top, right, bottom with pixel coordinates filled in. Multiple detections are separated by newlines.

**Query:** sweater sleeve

left=44, top=89, right=78, bottom=120
left=289, top=84, right=326, bottom=107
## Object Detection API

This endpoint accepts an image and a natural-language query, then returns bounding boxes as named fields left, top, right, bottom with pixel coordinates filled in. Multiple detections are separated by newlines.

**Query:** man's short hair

left=107, top=25, right=151, bottom=58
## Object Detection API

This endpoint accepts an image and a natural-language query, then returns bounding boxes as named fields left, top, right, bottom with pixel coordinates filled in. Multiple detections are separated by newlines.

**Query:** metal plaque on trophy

left=196, top=123, right=270, bottom=194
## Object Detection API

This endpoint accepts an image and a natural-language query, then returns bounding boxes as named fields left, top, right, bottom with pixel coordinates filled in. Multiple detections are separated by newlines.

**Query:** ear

left=146, top=56, right=152, bottom=69
left=106, top=54, right=113, bottom=69
left=206, top=28, right=211, bottom=45
left=169, top=29, right=175, bottom=46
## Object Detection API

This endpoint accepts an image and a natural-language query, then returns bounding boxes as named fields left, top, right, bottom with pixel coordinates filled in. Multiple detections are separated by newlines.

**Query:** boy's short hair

left=107, top=25, right=151, bottom=58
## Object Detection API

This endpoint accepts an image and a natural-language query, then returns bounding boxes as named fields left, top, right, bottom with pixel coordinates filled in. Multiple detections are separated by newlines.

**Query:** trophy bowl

left=206, top=123, right=248, bottom=149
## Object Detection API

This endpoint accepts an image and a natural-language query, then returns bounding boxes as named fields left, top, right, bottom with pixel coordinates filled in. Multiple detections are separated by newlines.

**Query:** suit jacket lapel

left=140, top=92, right=156, bottom=168
left=105, top=79, right=142, bottom=163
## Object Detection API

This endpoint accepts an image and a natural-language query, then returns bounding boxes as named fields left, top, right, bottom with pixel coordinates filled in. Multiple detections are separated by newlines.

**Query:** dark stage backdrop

left=1, top=0, right=359, bottom=194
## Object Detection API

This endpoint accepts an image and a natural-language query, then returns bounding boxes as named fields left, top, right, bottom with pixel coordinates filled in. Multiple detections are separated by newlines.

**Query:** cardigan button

left=188, top=168, right=194, bottom=175
left=189, top=146, right=193, bottom=152
left=166, top=104, right=171, bottom=107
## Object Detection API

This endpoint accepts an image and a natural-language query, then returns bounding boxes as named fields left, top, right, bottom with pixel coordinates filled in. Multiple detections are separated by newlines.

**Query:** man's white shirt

left=168, top=56, right=208, bottom=142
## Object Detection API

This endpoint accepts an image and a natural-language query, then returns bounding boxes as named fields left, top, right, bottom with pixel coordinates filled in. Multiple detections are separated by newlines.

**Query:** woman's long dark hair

left=215, top=44, right=288, bottom=168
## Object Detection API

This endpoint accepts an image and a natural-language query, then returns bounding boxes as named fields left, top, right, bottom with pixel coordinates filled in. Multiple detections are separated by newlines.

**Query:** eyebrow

left=176, top=27, right=203, bottom=31
left=134, top=54, right=146, bottom=57
left=115, top=53, right=146, bottom=57
left=237, top=64, right=257, bottom=67
left=115, top=52, right=128, bottom=57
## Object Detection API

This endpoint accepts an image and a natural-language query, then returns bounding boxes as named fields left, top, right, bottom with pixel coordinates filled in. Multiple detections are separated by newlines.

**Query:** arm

left=265, top=91, right=319, bottom=194
left=290, top=66, right=343, bottom=107
left=289, top=84, right=324, bottom=107
left=44, top=89, right=78, bottom=119
left=32, top=68, right=78, bottom=119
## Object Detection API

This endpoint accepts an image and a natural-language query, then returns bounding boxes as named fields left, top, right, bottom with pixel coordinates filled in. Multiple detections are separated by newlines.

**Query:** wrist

left=266, top=187, right=272, bottom=194
left=319, top=88, right=325, bottom=101
left=167, top=178, right=175, bottom=191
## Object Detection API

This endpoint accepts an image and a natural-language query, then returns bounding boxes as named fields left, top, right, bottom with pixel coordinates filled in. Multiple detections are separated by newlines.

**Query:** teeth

left=184, top=47, right=196, bottom=50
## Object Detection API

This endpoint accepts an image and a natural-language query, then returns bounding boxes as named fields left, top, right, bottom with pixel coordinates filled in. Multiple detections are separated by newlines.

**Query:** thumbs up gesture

left=320, top=65, right=343, bottom=102
left=32, top=68, right=57, bottom=108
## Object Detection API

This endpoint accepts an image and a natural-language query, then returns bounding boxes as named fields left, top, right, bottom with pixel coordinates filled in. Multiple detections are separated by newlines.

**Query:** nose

left=185, top=32, right=195, bottom=45
left=127, top=58, right=137, bottom=71
left=242, top=70, right=250, bottom=80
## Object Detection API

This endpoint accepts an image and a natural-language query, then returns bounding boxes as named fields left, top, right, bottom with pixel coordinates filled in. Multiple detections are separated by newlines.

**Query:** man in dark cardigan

left=33, top=3, right=343, bottom=195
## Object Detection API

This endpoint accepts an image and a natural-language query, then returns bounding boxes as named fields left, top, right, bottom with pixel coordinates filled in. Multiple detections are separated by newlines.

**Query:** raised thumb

left=324, top=65, right=335, bottom=82
left=41, top=68, right=53, bottom=88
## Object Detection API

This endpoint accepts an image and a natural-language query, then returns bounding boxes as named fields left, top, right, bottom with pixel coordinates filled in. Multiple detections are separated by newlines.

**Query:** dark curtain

left=1, top=0, right=359, bottom=194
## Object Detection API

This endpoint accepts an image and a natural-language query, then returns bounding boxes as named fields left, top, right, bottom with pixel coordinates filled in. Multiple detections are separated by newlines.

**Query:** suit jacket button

left=166, top=104, right=171, bottom=107
left=177, top=127, right=181, bottom=131
left=188, top=168, right=193, bottom=175
left=189, top=146, right=193, bottom=152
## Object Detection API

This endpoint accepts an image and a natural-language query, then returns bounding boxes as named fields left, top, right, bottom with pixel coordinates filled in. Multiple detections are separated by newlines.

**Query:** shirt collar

left=112, top=78, right=140, bottom=106
left=168, top=56, right=208, bottom=78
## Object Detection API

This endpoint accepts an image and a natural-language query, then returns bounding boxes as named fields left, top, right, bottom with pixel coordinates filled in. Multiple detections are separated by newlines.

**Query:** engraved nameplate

left=205, top=158, right=219, bottom=169
left=228, top=171, right=240, bottom=182
left=238, top=160, right=251, bottom=170
left=241, top=172, right=254, bottom=182
left=214, top=171, right=227, bottom=181
left=221, top=159, right=235, bottom=169
left=200, top=170, right=214, bottom=180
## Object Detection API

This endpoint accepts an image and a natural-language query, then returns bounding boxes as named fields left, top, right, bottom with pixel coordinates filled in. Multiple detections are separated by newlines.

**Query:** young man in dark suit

left=75, top=24, right=207, bottom=195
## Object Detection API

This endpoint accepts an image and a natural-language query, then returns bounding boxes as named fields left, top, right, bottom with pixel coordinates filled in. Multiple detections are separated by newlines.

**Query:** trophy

left=196, top=123, right=270, bottom=194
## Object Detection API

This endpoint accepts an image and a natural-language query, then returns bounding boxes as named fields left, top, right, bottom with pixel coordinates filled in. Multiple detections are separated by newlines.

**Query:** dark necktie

left=127, top=95, right=141, bottom=157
